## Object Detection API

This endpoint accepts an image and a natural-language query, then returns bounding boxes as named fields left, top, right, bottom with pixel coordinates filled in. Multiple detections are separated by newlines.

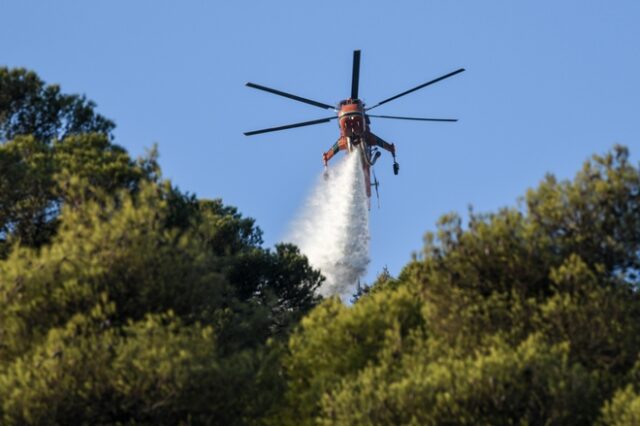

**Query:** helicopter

left=244, top=50, right=464, bottom=202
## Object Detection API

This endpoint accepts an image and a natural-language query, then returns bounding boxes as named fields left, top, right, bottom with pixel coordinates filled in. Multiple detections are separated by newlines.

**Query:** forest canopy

left=0, top=68, right=322, bottom=425
left=2, top=68, right=640, bottom=425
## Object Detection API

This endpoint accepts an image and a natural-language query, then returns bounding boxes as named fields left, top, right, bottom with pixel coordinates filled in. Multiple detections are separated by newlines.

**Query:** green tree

left=320, top=335, right=598, bottom=425
left=0, top=68, right=323, bottom=424
left=278, top=287, right=423, bottom=424
left=602, top=384, right=640, bottom=425
left=281, top=146, right=640, bottom=425
left=0, top=179, right=321, bottom=424
left=0, top=133, right=153, bottom=253
left=0, top=67, right=114, bottom=143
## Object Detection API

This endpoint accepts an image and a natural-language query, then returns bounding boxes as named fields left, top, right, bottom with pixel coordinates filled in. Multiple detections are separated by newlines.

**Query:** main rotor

left=244, top=50, right=464, bottom=136
left=350, top=49, right=361, bottom=101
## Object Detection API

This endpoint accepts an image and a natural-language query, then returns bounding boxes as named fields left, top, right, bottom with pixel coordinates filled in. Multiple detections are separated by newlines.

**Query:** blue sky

left=2, top=1, right=639, bottom=284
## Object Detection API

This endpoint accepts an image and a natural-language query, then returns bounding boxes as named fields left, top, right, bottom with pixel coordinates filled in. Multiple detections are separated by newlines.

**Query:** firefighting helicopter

left=244, top=50, right=464, bottom=202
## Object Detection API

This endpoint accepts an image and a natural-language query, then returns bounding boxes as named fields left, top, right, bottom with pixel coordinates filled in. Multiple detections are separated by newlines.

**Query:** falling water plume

left=286, top=151, right=370, bottom=298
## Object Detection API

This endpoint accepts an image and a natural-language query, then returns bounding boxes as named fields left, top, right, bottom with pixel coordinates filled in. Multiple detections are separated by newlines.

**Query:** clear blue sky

left=2, top=1, right=639, bottom=284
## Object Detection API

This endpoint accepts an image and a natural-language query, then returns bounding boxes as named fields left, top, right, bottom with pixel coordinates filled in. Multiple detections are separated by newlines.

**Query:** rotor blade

left=367, top=68, right=465, bottom=110
left=351, top=50, right=361, bottom=99
left=367, top=114, right=458, bottom=122
left=246, top=82, right=334, bottom=110
left=244, top=116, right=337, bottom=136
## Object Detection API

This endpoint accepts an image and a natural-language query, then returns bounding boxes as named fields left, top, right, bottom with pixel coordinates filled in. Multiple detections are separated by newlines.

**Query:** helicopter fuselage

left=330, top=98, right=395, bottom=200
left=338, top=99, right=368, bottom=142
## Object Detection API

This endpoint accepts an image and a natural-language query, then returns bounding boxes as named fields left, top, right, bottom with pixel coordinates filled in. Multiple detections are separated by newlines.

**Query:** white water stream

left=285, top=151, right=370, bottom=298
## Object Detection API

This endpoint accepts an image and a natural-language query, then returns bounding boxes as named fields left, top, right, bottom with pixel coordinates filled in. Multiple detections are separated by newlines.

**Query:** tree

left=281, top=146, right=640, bottom=425
left=602, top=383, right=640, bottom=425
left=350, top=266, right=397, bottom=303
left=0, top=178, right=322, bottom=424
left=0, top=67, right=114, bottom=143
left=0, top=69, right=126, bottom=252
left=0, top=133, right=151, bottom=254
left=0, top=68, right=323, bottom=424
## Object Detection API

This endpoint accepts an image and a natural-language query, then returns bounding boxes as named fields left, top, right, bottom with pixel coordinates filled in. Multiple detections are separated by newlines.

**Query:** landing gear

left=393, top=161, right=400, bottom=175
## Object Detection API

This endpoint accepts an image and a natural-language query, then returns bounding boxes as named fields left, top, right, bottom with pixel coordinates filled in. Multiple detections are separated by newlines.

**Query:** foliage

left=0, top=175, right=321, bottom=424
left=0, top=133, right=152, bottom=253
left=320, top=335, right=599, bottom=425
left=602, top=384, right=640, bottom=425
left=350, top=266, right=396, bottom=303
left=281, top=287, right=423, bottom=424
left=0, top=68, right=322, bottom=424
left=0, top=67, right=114, bottom=143
left=282, top=145, right=640, bottom=425
left=4, top=67, right=640, bottom=424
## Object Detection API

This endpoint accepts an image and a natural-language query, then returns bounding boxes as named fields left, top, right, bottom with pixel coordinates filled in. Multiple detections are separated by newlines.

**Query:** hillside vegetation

left=1, top=68, right=640, bottom=425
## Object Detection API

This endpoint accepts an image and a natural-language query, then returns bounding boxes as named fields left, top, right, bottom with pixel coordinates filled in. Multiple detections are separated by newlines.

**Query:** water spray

left=286, top=151, right=370, bottom=298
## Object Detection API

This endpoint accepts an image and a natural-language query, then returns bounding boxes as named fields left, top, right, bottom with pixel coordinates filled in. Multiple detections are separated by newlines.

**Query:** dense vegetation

left=0, top=68, right=322, bottom=425
left=2, top=68, right=640, bottom=425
